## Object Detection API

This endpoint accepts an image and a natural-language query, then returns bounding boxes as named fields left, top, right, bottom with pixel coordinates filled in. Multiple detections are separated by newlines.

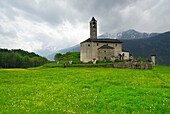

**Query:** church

left=80, top=17, right=130, bottom=63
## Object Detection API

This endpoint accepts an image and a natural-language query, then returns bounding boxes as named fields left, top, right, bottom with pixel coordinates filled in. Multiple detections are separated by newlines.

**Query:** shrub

left=156, top=60, right=159, bottom=65
left=54, top=53, right=62, bottom=61
left=137, top=57, right=143, bottom=61
left=144, top=58, right=151, bottom=62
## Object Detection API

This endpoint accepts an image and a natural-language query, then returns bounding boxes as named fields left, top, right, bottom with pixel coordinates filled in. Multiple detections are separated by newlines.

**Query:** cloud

left=0, top=8, right=88, bottom=54
left=0, top=0, right=170, bottom=56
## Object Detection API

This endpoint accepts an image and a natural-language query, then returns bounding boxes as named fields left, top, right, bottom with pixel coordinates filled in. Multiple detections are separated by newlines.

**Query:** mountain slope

left=38, top=29, right=160, bottom=58
left=122, top=31, right=170, bottom=66
left=98, top=29, right=160, bottom=39
left=47, top=44, right=80, bottom=60
left=48, top=31, right=170, bottom=66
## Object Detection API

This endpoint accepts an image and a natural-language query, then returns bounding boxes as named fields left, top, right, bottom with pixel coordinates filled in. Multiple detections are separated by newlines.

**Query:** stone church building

left=80, top=17, right=129, bottom=63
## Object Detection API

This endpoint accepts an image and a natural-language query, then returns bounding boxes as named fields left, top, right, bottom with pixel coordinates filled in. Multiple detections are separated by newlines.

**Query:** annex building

left=80, top=17, right=129, bottom=63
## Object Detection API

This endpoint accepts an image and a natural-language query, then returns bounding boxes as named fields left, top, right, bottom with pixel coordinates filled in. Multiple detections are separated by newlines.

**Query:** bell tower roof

left=91, top=17, right=97, bottom=22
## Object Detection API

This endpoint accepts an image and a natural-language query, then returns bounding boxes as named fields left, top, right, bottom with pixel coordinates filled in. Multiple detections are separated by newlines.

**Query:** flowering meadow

left=0, top=65, right=169, bottom=113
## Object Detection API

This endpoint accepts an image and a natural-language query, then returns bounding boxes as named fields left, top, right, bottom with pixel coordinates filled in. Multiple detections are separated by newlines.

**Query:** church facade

left=80, top=17, right=129, bottom=63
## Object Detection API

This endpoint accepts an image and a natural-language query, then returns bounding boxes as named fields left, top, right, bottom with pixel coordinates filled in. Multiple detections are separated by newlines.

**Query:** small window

left=104, top=51, right=106, bottom=52
left=115, top=44, right=117, bottom=47
left=88, top=44, right=90, bottom=47
left=104, top=57, right=106, bottom=60
left=97, top=43, right=99, bottom=46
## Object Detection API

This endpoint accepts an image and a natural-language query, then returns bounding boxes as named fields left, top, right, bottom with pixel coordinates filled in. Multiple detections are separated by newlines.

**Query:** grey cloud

left=1, top=0, right=135, bottom=26
left=1, top=0, right=170, bottom=32
left=2, top=0, right=78, bottom=26
left=0, top=25, right=17, bottom=38
left=0, top=0, right=170, bottom=56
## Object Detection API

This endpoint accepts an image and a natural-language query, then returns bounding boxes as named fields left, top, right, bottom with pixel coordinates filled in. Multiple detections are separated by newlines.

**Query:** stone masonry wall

left=98, top=48, right=114, bottom=61
left=80, top=42, right=122, bottom=63
left=50, top=62, right=153, bottom=69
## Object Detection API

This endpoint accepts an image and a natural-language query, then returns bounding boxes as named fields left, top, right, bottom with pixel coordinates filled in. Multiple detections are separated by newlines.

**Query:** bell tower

left=90, top=17, right=97, bottom=38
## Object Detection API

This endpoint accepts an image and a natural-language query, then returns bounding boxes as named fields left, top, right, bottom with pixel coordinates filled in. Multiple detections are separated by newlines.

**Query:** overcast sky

left=0, top=0, right=170, bottom=55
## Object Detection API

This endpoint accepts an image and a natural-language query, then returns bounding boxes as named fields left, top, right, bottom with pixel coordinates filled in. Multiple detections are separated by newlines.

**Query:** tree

left=144, top=58, right=151, bottom=62
left=14, top=53, right=22, bottom=68
left=0, top=49, right=48, bottom=68
left=22, top=56, right=33, bottom=68
left=31, top=57, right=48, bottom=67
left=54, top=53, right=62, bottom=61
left=39, top=57, right=48, bottom=65
left=0, top=53, right=2, bottom=67
left=137, top=57, right=143, bottom=62
left=1, top=53, right=16, bottom=68
left=32, top=57, right=40, bottom=67
left=155, top=60, right=159, bottom=65
left=1, top=52, right=9, bottom=68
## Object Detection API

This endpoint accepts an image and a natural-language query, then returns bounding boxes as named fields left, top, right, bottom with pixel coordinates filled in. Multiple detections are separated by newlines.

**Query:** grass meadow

left=0, top=65, right=169, bottom=113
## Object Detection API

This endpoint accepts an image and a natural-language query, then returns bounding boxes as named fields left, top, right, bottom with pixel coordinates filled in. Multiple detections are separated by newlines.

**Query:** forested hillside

left=0, top=49, right=40, bottom=58
left=122, top=31, right=170, bottom=66
left=0, top=49, right=48, bottom=68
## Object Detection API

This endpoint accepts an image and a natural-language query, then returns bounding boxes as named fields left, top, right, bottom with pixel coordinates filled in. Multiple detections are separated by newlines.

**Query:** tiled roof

left=80, top=38, right=122, bottom=44
left=98, top=45, right=114, bottom=49
left=151, top=52, right=156, bottom=56
left=122, top=49, right=129, bottom=52
left=91, top=17, right=97, bottom=21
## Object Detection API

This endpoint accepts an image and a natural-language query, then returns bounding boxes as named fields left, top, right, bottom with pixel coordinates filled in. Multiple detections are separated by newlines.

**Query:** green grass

left=52, top=52, right=120, bottom=67
left=58, top=52, right=81, bottom=63
left=42, top=61, right=114, bottom=68
left=0, top=65, right=169, bottom=113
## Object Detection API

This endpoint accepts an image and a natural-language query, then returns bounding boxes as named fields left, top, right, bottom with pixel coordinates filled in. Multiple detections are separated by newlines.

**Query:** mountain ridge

left=98, top=29, right=160, bottom=39
left=47, top=31, right=170, bottom=66
left=46, top=29, right=161, bottom=60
